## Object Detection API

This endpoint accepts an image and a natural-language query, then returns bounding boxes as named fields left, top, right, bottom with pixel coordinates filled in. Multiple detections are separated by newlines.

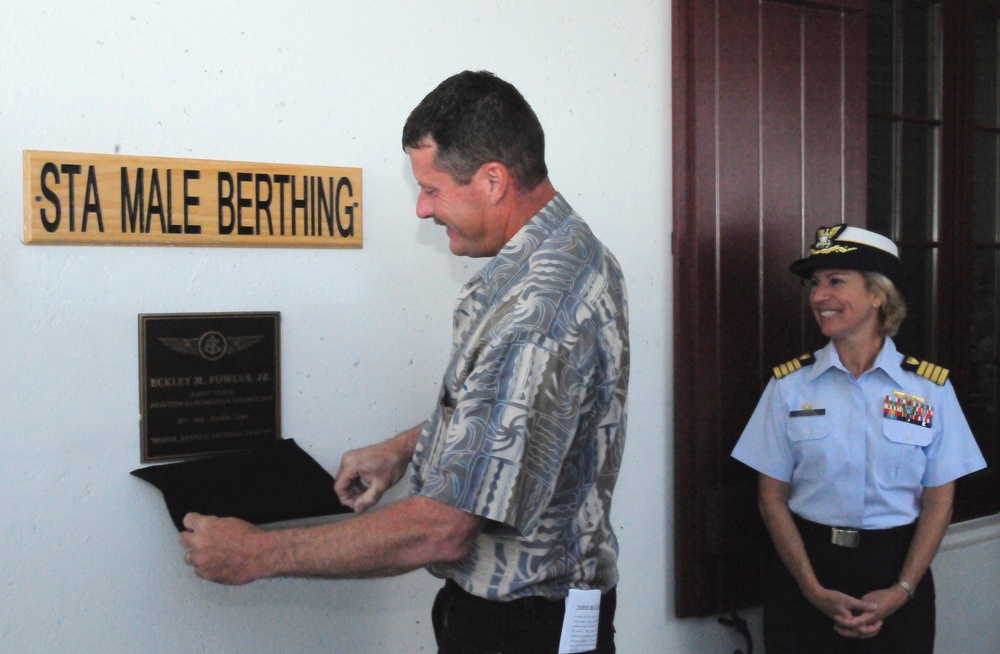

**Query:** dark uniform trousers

left=432, top=579, right=616, bottom=654
left=764, top=517, right=935, bottom=654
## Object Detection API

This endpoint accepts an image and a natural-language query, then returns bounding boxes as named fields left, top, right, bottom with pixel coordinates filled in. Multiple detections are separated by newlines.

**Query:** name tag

left=789, top=408, right=825, bottom=417
left=558, top=588, right=601, bottom=653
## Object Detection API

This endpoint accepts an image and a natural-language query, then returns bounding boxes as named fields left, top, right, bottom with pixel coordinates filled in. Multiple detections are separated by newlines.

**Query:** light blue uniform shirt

left=732, top=338, right=986, bottom=529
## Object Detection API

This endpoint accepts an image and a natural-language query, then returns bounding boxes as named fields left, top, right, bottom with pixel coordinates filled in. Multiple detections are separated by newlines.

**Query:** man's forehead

left=409, top=141, right=457, bottom=186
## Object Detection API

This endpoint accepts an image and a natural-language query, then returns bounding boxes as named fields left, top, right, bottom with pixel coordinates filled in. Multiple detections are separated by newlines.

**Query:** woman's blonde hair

left=863, top=271, right=907, bottom=337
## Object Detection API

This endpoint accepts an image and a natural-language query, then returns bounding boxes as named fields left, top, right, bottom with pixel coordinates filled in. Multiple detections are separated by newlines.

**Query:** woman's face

left=809, top=269, right=884, bottom=343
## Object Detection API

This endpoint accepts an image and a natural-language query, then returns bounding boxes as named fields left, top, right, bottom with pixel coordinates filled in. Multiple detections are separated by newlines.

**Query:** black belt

left=436, top=579, right=617, bottom=651
left=442, top=578, right=616, bottom=619
left=794, top=515, right=915, bottom=549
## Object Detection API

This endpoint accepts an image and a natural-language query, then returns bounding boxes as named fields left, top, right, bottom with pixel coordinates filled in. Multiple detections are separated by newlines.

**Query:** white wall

left=0, top=2, right=994, bottom=653
left=932, top=516, right=1000, bottom=653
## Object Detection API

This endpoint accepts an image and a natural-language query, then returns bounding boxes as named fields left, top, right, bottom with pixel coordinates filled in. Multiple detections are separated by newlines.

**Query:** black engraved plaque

left=139, top=312, right=280, bottom=462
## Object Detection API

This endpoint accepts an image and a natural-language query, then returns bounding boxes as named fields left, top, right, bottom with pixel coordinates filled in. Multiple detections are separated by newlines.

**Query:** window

left=867, top=0, right=942, bottom=359
left=866, top=0, right=999, bottom=519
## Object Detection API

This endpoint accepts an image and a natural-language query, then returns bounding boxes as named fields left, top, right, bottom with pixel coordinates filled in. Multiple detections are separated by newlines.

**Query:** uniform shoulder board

left=773, top=353, right=815, bottom=379
left=902, top=356, right=949, bottom=385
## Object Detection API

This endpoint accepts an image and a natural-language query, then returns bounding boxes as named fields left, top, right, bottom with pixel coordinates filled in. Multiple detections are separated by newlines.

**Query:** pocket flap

left=787, top=415, right=830, bottom=442
left=883, top=419, right=935, bottom=447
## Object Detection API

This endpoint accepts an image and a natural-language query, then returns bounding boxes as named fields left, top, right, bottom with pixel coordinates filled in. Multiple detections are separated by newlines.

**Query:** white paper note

left=558, top=588, right=601, bottom=653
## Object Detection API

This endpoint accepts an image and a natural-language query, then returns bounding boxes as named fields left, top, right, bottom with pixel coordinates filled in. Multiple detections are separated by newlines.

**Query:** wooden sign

left=23, top=150, right=362, bottom=248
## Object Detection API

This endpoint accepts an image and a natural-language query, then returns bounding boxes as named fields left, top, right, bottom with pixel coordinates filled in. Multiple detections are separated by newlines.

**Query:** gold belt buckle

left=831, top=527, right=860, bottom=548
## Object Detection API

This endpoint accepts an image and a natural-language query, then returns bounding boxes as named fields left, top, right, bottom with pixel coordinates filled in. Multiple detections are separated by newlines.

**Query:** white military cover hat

left=789, top=224, right=901, bottom=286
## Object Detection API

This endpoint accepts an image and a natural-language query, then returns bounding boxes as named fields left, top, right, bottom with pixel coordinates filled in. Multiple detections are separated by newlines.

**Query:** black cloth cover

left=131, top=438, right=352, bottom=531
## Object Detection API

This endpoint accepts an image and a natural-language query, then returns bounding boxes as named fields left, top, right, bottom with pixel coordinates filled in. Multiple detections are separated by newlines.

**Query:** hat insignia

left=811, top=225, right=856, bottom=256
left=814, top=227, right=836, bottom=250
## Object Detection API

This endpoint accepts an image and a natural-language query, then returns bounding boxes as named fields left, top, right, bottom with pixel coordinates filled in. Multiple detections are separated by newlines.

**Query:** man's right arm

left=180, top=422, right=491, bottom=586
left=334, top=422, right=425, bottom=513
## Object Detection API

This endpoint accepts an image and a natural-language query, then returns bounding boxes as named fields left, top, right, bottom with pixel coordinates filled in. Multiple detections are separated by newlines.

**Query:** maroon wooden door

left=673, top=0, right=868, bottom=618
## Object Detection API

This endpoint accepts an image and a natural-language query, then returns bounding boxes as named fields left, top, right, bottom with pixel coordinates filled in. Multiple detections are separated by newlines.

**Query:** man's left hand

left=179, top=513, right=266, bottom=585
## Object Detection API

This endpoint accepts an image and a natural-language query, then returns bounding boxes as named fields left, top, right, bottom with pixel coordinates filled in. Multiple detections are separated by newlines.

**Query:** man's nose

left=415, top=192, right=434, bottom=219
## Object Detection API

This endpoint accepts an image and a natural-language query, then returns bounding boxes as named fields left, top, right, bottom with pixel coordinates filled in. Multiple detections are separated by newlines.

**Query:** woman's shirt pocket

left=880, top=419, right=936, bottom=486
left=786, top=414, right=833, bottom=481
left=787, top=414, right=831, bottom=443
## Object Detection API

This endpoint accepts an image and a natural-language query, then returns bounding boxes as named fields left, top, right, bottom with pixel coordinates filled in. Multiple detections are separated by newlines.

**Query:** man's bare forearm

left=182, top=494, right=485, bottom=585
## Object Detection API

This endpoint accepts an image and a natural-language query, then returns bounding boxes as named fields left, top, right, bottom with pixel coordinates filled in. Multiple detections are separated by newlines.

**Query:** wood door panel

left=673, top=0, right=867, bottom=618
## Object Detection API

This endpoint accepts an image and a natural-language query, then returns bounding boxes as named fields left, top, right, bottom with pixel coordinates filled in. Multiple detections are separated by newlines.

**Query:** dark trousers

left=431, top=579, right=616, bottom=654
left=764, top=519, right=935, bottom=654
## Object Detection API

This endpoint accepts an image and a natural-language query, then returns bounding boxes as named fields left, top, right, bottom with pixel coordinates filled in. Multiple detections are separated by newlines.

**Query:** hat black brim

left=789, top=248, right=901, bottom=288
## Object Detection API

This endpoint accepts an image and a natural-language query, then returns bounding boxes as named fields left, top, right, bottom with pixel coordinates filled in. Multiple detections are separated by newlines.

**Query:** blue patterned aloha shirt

left=408, top=193, right=630, bottom=601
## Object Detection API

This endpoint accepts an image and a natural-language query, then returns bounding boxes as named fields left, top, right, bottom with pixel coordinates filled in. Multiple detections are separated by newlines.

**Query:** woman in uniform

left=732, top=224, right=986, bottom=653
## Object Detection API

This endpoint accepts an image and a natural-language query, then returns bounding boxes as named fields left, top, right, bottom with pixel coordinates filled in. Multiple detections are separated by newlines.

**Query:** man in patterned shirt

left=180, top=70, right=629, bottom=653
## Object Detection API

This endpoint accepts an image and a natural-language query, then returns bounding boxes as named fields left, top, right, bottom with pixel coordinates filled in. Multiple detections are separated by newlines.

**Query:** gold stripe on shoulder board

left=773, top=354, right=815, bottom=379
left=903, top=356, right=949, bottom=385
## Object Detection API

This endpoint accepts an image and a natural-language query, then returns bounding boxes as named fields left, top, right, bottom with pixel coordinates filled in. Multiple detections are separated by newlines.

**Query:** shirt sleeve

left=921, top=381, right=987, bottom=486
left=731, top=377, right=795, bottom=482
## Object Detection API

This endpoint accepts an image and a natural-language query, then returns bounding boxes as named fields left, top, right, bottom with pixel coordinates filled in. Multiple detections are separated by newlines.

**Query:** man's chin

left=447, top=236, right=474, bottom=256
left=448, top=243, right=491, bottom=258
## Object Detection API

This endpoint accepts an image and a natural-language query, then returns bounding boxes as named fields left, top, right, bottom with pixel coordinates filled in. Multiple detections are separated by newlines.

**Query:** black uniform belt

left=794, top=515, right=915, bottom=549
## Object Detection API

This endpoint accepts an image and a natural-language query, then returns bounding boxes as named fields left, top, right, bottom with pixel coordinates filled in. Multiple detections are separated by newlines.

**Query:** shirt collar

left=806, top=337, right=906, bottom=385
left=464, top=192, right=571, bottom=300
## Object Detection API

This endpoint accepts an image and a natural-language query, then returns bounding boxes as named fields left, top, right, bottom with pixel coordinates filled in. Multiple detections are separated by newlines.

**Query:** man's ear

left=480, top=162, right=511, bottom=204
